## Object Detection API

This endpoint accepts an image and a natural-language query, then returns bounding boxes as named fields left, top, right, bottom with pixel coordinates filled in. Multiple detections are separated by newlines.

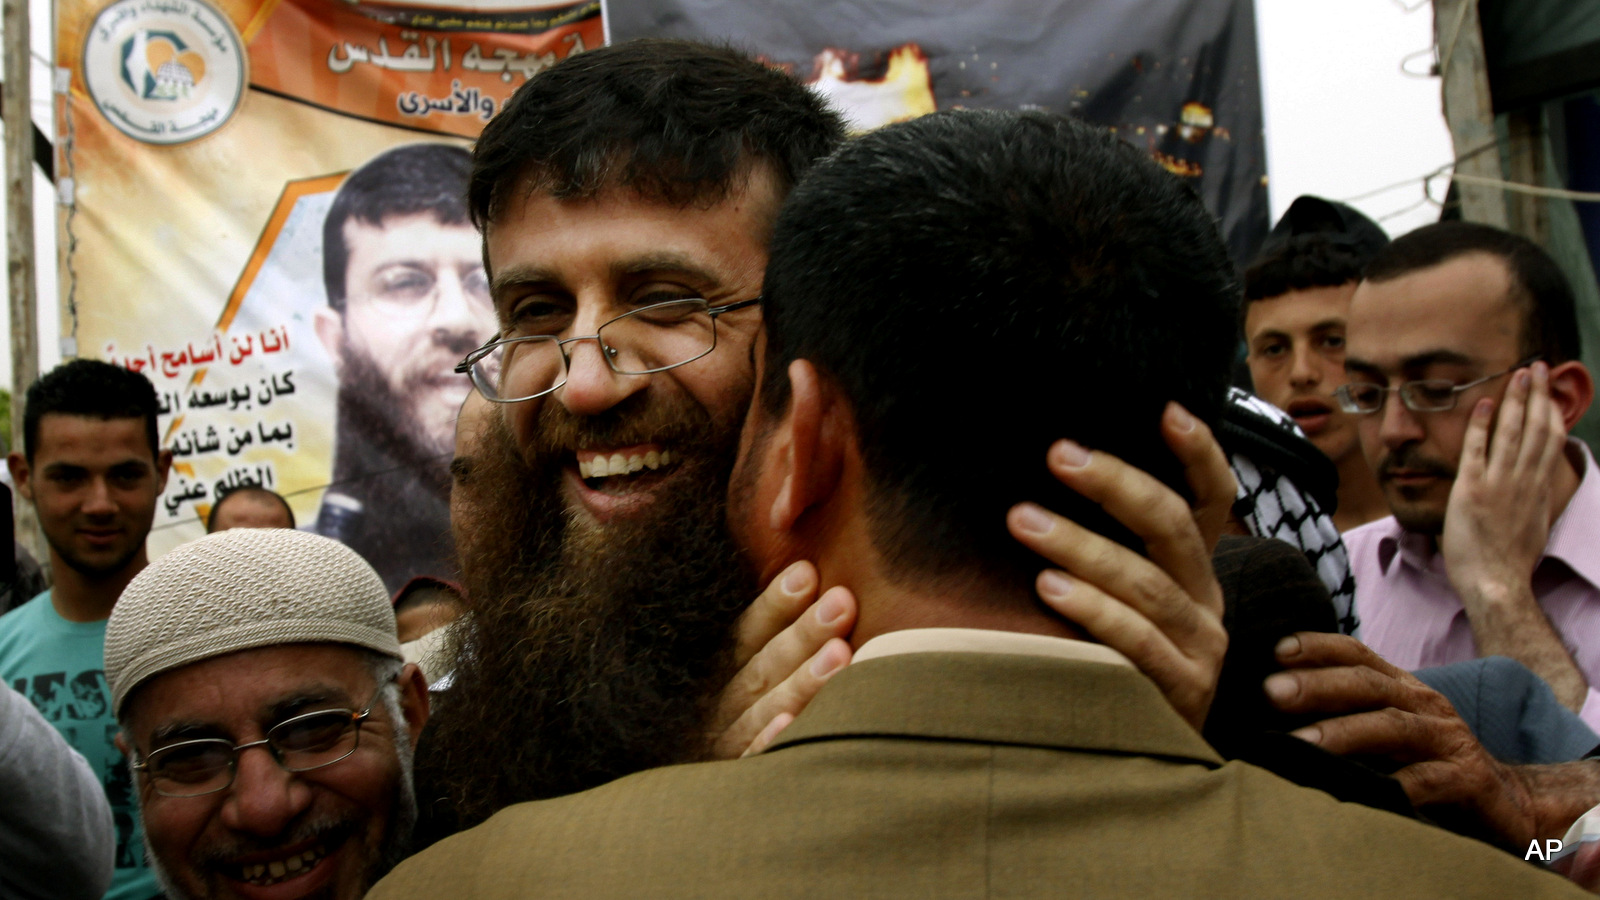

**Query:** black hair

left=323, top=143, right=473, bottom=313
left=23, top=359, right=161, bottom=463
left=206, top=486, right=295, bottom=533
left=467, top=39, right=846, bottom=233
left=1243, top=237, right=1367, bottom=301
left=758, top=109, right=1238, bottom=589
left=1363, top=221, right=1581, bottom=363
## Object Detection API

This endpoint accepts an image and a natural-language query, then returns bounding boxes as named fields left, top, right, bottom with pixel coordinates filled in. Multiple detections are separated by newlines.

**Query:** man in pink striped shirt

left=1340, top=221, right=1600, bottom=731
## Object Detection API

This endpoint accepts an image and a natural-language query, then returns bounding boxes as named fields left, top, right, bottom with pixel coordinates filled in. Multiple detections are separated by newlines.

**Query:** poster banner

left=58, top=0, right=1262, bottom=596
left=608, top=0, right=1270, bottom=263
left=57, top=0, right=603, bottom=589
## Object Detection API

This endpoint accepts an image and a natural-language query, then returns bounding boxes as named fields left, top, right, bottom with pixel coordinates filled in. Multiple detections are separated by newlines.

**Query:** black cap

left=1258, top=195, right=1389, bottom=266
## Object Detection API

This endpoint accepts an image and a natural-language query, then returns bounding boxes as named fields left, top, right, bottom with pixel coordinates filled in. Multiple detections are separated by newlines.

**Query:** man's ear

left=7, top=453, right=30, bottom=503
left=114, top=731, right=131, bottom=759
left=153, top=449, right=173, bottom=495
left=1549, top=361, right=1594, bottom=432
left=396, top=662, right=431, bottom=748
left=313, top=307, right=345, bottom=364
left=768, top=359, right=846, bottom=534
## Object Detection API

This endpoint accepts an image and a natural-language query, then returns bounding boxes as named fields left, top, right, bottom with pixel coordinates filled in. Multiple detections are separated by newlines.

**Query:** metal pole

left=4, top=0, right=45, bottom=567
left=1433, top=0, right=1509, bottom=229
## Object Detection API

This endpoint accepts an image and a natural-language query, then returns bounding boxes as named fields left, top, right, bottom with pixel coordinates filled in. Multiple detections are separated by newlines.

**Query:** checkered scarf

left=1222, top=388, right=1360, bottom=637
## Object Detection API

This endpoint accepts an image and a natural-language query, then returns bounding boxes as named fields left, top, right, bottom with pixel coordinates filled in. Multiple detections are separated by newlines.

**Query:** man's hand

left=1440, top=361, right=1587, bottom=711
left=1266, top=631, right=1547, bottom=848
left=1007, top=402, right=1233, bottom=731
left=707, top=562, right=856, bottom=760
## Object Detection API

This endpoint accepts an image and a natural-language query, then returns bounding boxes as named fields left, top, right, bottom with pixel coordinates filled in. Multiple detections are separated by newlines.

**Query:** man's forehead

left=1244, top=284, right=1354, bottom=336
left=1348, top=256, right=1520, bottom=366
left=484, top=169, right=783, bottom=266
left=344, top=210, right=475, bottom=239
left=38, top=411, right=145, bottom=435
left=128, top=644, right=370, bottom=732
left=34, top=414, right=152, bottom=461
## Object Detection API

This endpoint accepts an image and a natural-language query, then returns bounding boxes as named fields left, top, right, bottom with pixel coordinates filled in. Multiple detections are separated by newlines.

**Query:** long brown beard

left=414, top=391, right=757, bottom=838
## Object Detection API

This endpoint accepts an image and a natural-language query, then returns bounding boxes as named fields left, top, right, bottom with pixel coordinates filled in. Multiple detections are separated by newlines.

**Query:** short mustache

left=195, top=816, right=357, bottom=869
left=523, top=392, right=700, bottom=461
left=1376, top=446, right=1455, bottom=481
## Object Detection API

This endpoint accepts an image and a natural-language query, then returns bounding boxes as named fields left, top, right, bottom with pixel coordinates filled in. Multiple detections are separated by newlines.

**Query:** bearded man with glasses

left=1336, top=221, right=1600, bottom=734
left=105, top=528, right=429, bottom=900
left=415, top=38, right=1246, bottom=846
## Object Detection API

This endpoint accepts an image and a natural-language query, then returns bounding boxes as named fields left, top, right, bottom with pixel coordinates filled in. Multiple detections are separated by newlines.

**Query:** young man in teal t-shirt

left=0, top=360, right=170, bottom=900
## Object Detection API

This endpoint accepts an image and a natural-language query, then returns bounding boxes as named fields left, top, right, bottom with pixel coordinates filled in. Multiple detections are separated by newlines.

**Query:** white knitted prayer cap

left=105, top=528, right=402, bottom=716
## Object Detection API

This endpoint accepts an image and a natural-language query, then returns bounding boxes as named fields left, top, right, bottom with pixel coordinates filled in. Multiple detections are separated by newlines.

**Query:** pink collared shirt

left=1347, top=439, right=1600, bottom=732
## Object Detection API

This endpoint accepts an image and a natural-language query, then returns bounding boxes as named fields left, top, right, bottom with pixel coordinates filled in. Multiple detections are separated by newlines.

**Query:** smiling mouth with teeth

left=235, top=844, right=329, bottom=887
left=577, top=449, right=677, bottom=490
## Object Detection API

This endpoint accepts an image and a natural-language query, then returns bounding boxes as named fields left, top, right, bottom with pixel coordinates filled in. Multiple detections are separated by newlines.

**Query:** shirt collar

left=1371, top=516, right=1410, bottom=575
left=854, top=627, right=1134, bottom=669
left=1547, top=438, right=1600, bottom=589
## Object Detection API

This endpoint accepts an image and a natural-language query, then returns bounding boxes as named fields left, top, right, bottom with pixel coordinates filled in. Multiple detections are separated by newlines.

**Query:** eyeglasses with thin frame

left=455, top=297, right=761, bottom=403
left=132, top=683, right=388, bottom=798
left=1334, top=357, right=1543, bottom=415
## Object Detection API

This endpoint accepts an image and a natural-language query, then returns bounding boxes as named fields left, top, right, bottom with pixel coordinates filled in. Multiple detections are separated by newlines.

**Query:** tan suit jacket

left=372, top=651, right=1588, bottom=899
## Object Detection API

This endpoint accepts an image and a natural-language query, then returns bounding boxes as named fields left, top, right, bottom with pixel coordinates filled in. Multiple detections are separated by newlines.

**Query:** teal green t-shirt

left=0, top=591, right=160, bottom=900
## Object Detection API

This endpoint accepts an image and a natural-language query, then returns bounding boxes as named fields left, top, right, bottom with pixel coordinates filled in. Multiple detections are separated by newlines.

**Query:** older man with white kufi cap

left=106, top=528, right=429, bottom=900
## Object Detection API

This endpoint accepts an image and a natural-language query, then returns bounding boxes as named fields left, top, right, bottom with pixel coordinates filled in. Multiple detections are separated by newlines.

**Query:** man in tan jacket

left=371, top=110, right=1586, bottom=898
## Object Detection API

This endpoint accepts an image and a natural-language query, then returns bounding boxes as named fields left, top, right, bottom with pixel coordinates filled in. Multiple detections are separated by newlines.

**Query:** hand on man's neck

left=49, top=550, right=148, bottom=623
left=748, top=358, right=1092, bottom=654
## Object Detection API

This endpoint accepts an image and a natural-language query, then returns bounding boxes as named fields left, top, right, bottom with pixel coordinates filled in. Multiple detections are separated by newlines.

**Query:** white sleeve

left=0, top=681, right=116, bottom=900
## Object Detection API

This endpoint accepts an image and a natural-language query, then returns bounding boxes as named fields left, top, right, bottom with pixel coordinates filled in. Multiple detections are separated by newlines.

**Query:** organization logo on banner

left=82, top=0, right=246, bottom=145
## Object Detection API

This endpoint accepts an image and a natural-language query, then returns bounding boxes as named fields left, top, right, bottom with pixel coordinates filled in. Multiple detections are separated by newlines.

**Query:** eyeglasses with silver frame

left=132, top=682, right=389, bottom=798
left=1334, top=356, right=1544, bottom=415
left=455, top=296, right=761, bottom=403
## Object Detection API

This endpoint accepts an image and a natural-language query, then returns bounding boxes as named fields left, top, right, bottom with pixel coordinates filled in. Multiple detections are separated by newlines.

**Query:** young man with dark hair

left=373, top=110, right=1583, bottom=900
left=0, top=358, right=171, bottom=900
left=1342, top=221, right=1600, bottom=730
left=312, top=142, right=492, bottom=591
left=1242, top=196, right=1389, bottom=531
left=205, top=485, right=295, bottom=532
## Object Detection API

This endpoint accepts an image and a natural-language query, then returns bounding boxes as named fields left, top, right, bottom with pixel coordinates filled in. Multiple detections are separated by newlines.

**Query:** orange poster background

left=249, top=0, right=600, bottom=138
left=55, top=0, right=601, bottom=559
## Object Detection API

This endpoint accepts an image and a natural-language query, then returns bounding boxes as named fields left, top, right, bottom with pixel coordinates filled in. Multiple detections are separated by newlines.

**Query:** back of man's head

left=759, top=109, right=1238, bottom=590
left=323, top=143, right=473, bottom=312
left=467, top=38, right=845, bottom=232
left=23, top=359, right=160, bottom=463
left=1363, top=220, right=1580, bottom=364
left=206, top=486, right=296, bottom=532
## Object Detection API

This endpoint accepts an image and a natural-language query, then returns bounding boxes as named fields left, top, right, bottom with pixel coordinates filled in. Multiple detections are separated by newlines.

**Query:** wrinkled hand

left=1266, top=631, right=1538, bottom=848
left=707, top=561, right=857, bottom=760
left=1441, top=362, right=1564, bottom=612
left=1006, top=402, right=1233, bottom=731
